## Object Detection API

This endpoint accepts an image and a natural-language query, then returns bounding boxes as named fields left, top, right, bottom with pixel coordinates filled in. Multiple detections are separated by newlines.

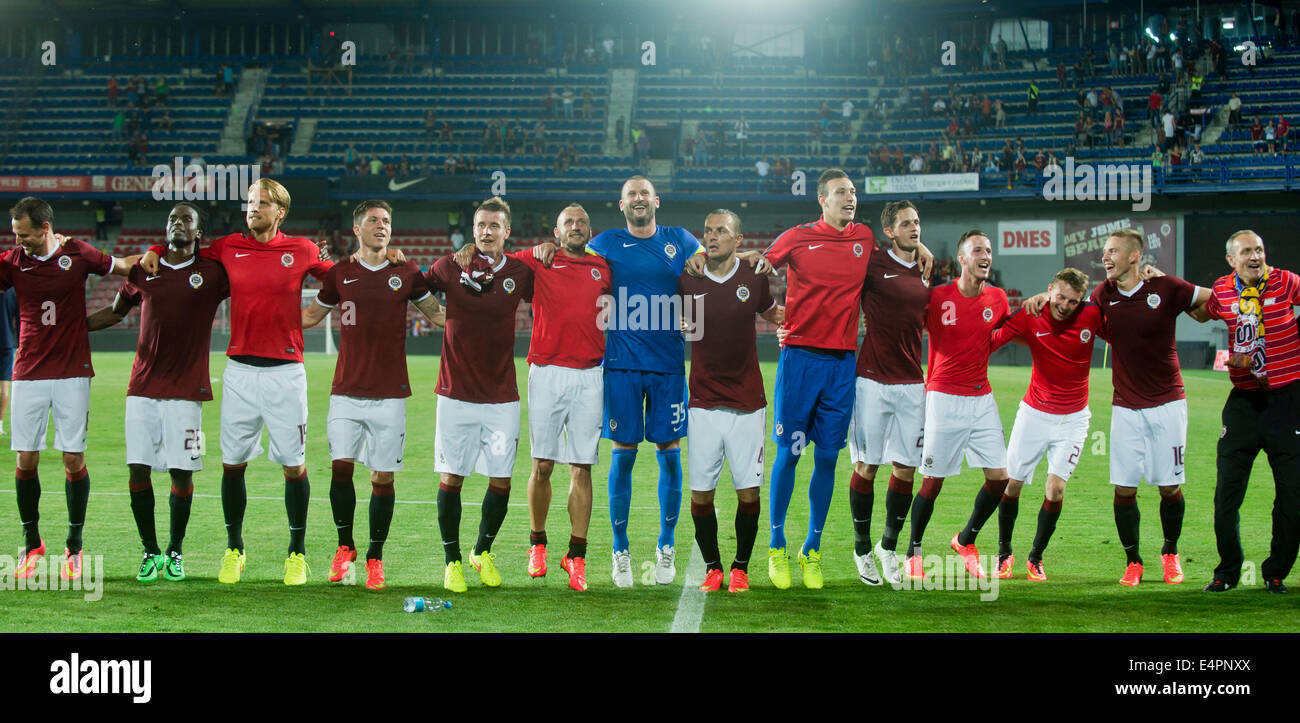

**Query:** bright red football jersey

left=991, top=304, right=1105, bottom=414
left=924, top=281, right=1010, bottom=396
left=511, top=249, right=610, bottom=369
left=764, top=218, right=872, bottom=351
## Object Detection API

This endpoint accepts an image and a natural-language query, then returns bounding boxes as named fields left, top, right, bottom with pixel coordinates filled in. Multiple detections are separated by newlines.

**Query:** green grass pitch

left=0, top=352, right=1295, bottom=632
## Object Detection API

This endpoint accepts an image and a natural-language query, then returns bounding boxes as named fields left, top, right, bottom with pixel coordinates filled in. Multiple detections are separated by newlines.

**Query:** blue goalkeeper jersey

left=587, top=225, right=701, bottom=374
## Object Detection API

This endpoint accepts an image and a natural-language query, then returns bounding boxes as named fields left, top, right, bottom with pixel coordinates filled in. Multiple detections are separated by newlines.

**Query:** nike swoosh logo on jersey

left=1109, top=300, right=1121, bottom=305
left=622, top=242, right=636, bottom=247
left=145, top=275, right=160, bottom=281
left=808, top=244, right=824, bottom=250
left=552, top=264, right=567, bottom=268
left=235, top=252, right=250, bottom=258
left=1036, top=331, right=1050, bottom=336
left=344, top=278, right=358, bottom=284
left=883, top=273, right=899, bottom=278
left=19, top=266, right=33, bottom=272
left=692, top=293, right=707, bottom=299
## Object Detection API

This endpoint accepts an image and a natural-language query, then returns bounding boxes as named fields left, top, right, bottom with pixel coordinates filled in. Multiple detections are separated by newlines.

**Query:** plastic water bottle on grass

left=403, top=596, right=452, bottom=613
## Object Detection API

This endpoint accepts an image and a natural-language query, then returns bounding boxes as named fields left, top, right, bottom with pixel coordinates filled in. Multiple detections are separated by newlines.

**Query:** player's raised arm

left=109, top=254, right=143, bottom=277
left=989, top=308, right=1026, bottom=351
left=1186, top=285, right=1213, bottom=322
left=761, top=303, right=785, bottom=325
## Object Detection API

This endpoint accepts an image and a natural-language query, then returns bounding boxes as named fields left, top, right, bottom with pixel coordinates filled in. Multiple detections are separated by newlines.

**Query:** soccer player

left=512, top=204, right=609, bottom=592
left=951, top=268, right=1103, bottom=581
left=425, top=197, right=533, bottom=593
left=681, top=209, right=783, bottom=594
left=761, top=170, right=875, bottom=589
left=1027, top=228, right=1210, bottom=585
left=1187, top=230, right=1300, bottom=593
left=536, top=176, right=701, bottom=588
left=0, top=287, right=15, bottom=437
left=907, top=230, right=1010, bottom=581
left=5, top=196, right=138, bottom=581
left=847, top=200, right=929, bottom=586
left=302, top=200, right=445, bottom=591
left=141, top=178, right=336, bottom=585
left=87, top=201, right=229, bottom=583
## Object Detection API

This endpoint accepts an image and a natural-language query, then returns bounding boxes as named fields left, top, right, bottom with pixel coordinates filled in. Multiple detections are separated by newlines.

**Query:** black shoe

left=1203, top=578, right=1235, bottom=592
left=1264, top=578, right=1289, bottom=594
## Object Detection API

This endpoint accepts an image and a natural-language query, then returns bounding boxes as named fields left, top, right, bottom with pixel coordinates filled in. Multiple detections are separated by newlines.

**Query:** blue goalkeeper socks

left=769, top=444, right=800, bottom=549
left=655, top=448, right=682, bottom=549
left=803, top=445, right=839, bottom=555
left=608, top=447, right=636, bottom=552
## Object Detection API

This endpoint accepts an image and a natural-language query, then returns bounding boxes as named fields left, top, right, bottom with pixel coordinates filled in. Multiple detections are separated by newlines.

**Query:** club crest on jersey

left=853, top=243, right=864, bottom=257
left=503, top=277, right=516, bottom=294
left=664, top=243, right=677, bottom=259
left=1220, top=426, right=1227, bottom=439
left=591, top=268, right=602, bottom=281
left=982, top=307, right=994, bottom=322
left=281, top=253, right=294, bottom=267
left=1080, top=328, right=1092, bottom=343
left=1231, top=301, right=1240, bottom=314
left=388, top=275, right=403, bottom=291
left=189, top=273, right=204, bottom=289
left=775, top=423, right=783, bottom=436
left=1147, top=293, right=1161, bottom=309
left=609, top=419, right=618, bottom=431
left=736, top=285, right=750, bottom=302
left=57, top=255, right=72, bottom=270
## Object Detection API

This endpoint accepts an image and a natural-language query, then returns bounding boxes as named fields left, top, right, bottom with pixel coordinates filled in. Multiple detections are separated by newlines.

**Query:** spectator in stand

left=398, top=155, right=412, bottom=176
left=1267, top=120, right=1278, bottom=156
left=1108, top=42, right=1120, bottom=76
left=809, top=122, right=823, bottom=156
left=543, top=88, right=556, bottom=119
left=425, top=110, right=437, bottom=139
left=157, top=109, right=173, bottom=134
left=1057, top=60, right=1067, bottom=87
left=734, top=113, right=750, bottom=157
left=940, top=139, right=955, bottom=172
left=1033, top=149, right=1047, bottom=172
left=1047, top=151, right=1061, bottom=169
left=1251, top=117, right=1265, bottom=156
left=1172, top=48, right=1184, bottom=83
left=681, top=134, right=694, bottom=167
left=384, top=160, right=397, bottom=177
left=755, top=156, right=771, bottom=192
left=1148, top=87, right=1162, bottom=128
left=996, top=35, right=1007, bottom=69
left=1151, top=146, right=1165, bottom=169
left=581, top=87, right=593, bottom=120
left=108, top=77, right=119, bottom=107
left=553, top=146, right=569, bottom=174
left=1278, top=116, right=1291, bottom=154
left=1169, top=145, right=1183, bottom=166
left=223, top=65, right=234, bottom=95
left=692, top=131, right=708, bottom=166
left=532, top=121, right=547, bottom=154
left=1013, top=147, right=1027, bottom=183
left=932, top=95, right=946, bottom=117
left=1227, top=93, right=1242, bottom=126
left=450, top=225, right=464, bottom=249
left=368, top=156, right=382, bottom=175
left=994, top=99, right=1006, bottom=129
left=889, top=144, right=902, bottom=174
left=111, top=110, right=125, bottom=140
left=1190, top=141, right=1205, bottom=164
left=444, top=154, right=459, bottom=174
left=841, top=97, right=855, bottom=132
left=154, top=77, right=168, bottom=106
left=908, top=151, right=924, bottom=174
left=438, top=121, right=452, bottom=141
left=583, top=44, right=597, bottom=64
left=561, top=86, right=575, bottom=120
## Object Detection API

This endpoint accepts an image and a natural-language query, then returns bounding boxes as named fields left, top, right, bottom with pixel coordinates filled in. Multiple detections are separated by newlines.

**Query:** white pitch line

left=669, top=543, right=707, bottom=634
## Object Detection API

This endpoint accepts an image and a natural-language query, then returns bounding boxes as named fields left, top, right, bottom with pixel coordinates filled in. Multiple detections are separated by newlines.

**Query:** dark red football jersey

left=120, top=256, right=230, bottom=400
left=0, top=239, right=113, bottom=380
left=1090, top=275, right=1198, bottom=409
left=679, top=260, right=775, bottom=412
left=317, top=259, right=431, bottom=399
left=150, top=231, right=331, bottom=362
left=925, top=282, right=1010, bottom=396
left=858, top=246, right=928, bottom=384
left=764, top=217, right=872, bottom=351
left=510, top=249, right=610, bottom=369
left=991, top=304, right=1105, bottom=414
left=425, top=254, right=534, bottom=403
